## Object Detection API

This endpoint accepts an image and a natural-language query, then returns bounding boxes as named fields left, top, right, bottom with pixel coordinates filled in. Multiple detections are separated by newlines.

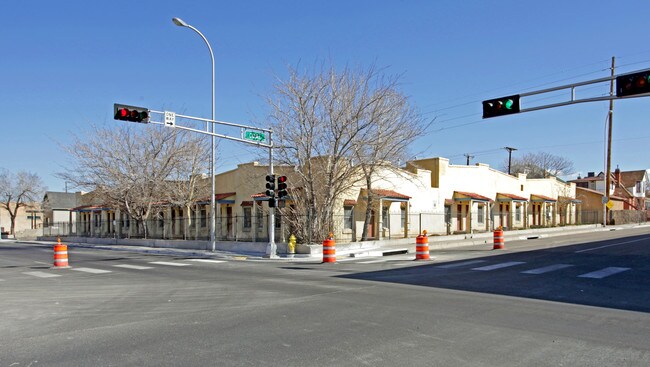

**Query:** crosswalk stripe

left=578, top=267, right=630, bottom=279
left=435, top=260, right=487, bottom=269
left=521, top=264, right=574, bottom=275
left=472, top=261, right=526, bottom=271
left=149, top=261, right=191, bottom=267
left=112, top=264, right=153, bottom=270
left=23, top=271, right=61, bottom=278
left=186, top=259, right=226, bottom=264
left=72, top=267, right=112, bottom=274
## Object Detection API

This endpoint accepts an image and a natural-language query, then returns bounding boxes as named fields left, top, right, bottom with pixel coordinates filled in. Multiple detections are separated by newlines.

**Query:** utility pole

left=504, top=147, right=517, bottom=175
left=464, top=153, right=474, bottom=165
left=604, top=56, right=615, bottom=226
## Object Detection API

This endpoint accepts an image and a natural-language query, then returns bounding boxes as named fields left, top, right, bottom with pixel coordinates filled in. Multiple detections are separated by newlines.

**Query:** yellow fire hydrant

left=288, top=234, right=296, bottom=255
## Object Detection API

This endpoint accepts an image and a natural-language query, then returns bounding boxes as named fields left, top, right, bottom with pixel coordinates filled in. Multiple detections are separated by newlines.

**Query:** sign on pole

left=243, top=129, right=266, bottom=143
left=164, top=111, right=176, bottom=127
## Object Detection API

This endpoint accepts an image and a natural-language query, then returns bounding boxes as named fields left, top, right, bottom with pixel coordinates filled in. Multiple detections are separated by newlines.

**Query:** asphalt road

left=1, top=227, right=650, bottom=366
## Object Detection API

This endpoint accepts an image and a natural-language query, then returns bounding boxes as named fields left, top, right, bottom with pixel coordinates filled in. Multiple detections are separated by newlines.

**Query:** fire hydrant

left=288, top=234, right=296, bottom=256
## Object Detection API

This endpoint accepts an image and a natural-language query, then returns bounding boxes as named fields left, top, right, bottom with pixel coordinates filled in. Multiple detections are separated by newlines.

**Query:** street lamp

left=172, top=17, right=217, bottom=251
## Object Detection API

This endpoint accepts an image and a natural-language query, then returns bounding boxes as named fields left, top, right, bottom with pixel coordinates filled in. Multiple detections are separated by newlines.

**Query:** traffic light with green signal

left=482, top=95, right=521, bottom=119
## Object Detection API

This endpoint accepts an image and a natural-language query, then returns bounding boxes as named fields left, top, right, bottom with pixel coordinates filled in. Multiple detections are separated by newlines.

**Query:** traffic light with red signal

left=114, top=103, right=150, bottom=123
left=277, top=176, right=288, bottom=198
left=482, top=95, right=521, bottom=119
left=616, top=71, right=650, bottom=97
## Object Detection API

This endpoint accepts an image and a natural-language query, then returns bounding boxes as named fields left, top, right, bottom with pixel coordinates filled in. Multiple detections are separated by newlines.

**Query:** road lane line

left=72, top=267, right=112, bottom=274
left=149, top=261, right=191, bottom=267
left=112, top=264, right=153, bottom=270
left=578, top=267, right=630, bottom=279
left=435, top=260, right=487, bottom=269
left=575, top=237, right=650, bottom=253
left=23, top=271, right=61, bottom=278
left=521, top=264, right=574, bottom=275
left=472, top=261, right=526, bottom=271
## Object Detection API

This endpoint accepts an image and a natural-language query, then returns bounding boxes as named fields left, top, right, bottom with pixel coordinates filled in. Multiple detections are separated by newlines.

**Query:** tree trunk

left=361, top=175, right=374, bottom=241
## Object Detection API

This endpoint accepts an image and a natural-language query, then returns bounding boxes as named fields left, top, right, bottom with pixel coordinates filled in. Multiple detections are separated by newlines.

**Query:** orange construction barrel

left=415, top=231, right=430, bottom=260
left=493, top=228, right=505, bottom=250
left=53, top=238, right=70, bottom=268
left=322, top=236, right=336, bottom=263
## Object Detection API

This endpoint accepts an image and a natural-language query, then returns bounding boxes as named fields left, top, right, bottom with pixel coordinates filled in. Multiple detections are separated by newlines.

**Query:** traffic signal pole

left=604, top=57, right=615, bottom=226
left=482, top=63, right=650, bottom=227
left=267, top=131, right=277, bottom=258
left=132, top=108, right=279, bottom=256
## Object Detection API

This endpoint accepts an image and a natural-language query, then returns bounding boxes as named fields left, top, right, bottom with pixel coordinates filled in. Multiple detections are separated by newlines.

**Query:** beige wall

left=0, top=202, right=43, bottom=233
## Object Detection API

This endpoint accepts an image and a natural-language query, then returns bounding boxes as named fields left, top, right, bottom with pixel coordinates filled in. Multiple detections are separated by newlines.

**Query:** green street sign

left=244, top=130, right=266, bottom=142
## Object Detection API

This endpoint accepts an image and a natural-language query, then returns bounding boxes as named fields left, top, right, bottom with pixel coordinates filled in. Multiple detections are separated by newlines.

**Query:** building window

left=636, top=181, right=642, bottom=194
left=515, top=204, right=521, bottom=221
left=444, top=205, right=451, bottom=224
left=343, top=206, right=353, bottom=230
left=275, top=209, right=281, bottom=228
left=257, top=207, right=264, bottom=228
left=200, top=208, right=207, bottom=228
left=477, top=204, right=484, bottom=223
left=400, top=206, right=406, bottom=228
left=382, top=207, right=389, bottom=229
left=243, top=207, right=252, bottom=229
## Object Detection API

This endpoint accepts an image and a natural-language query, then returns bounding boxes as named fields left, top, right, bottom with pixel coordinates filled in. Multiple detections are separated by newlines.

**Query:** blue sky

left=2, top=0, right=650, bottom=192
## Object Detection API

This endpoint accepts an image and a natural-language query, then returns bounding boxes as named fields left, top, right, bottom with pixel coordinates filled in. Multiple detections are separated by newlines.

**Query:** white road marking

left=72, top=267, right=112, bottom=274
left=575, top=237, right=650, bottom=253
left=186, top=259, right=226, bottom=264
left=472, top=261, right=526, bottom=271
left=521, top=264, right=574, bottom=274
left=112, top=264, right=153, bottom=270
left=358, top=259, right=390, bottom=264
left=578, top=267, right=630, bottom=279
left=149, top=261, right=191, bottom=267
left=435, top=260, right=487, bottom=269
left=23, top=271, right=61, bottom=278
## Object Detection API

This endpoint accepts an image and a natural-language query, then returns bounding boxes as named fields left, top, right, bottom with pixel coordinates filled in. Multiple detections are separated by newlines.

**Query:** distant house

left=570, top=168, right=649, bottom=210
left=575, top=187, right=627, bottom=224
left=616, top=169, right=649, bottom=210
left=42, top=191, right=82, bottom=228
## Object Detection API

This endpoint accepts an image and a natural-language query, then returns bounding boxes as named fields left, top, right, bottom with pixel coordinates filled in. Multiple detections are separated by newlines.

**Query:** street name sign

left=243, top=130, right=266, bottom=143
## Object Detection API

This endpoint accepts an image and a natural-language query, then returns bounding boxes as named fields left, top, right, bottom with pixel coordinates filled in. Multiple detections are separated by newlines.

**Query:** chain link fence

left=44, top=209, right=647, bottom=243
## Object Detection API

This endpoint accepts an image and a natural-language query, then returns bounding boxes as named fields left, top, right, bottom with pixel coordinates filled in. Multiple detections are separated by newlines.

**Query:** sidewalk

left=22, top=223, right=650, bottom=262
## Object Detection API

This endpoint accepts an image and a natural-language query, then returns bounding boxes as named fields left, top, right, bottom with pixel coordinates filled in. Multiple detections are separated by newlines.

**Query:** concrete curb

left=27, top=223, right=650, bottom=261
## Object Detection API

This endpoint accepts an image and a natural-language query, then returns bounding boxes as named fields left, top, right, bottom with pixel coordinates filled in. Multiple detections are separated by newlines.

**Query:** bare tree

left=351, top=85, right=427, bottom=240
left=267, top=62, right=426, bottom=242
left=58, top=124, right=209, bottom=238
left=504, top=152, right=574, bottom=178
left=0, top=169, right=46, bottom=235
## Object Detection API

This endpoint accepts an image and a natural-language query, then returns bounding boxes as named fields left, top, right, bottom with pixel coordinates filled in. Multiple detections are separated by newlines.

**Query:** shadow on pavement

left=338, top=233, right=650, bottom=313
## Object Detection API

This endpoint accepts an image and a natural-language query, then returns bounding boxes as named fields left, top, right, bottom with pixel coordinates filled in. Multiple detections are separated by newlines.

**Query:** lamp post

left=172, top=17, right=217, bottom=251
